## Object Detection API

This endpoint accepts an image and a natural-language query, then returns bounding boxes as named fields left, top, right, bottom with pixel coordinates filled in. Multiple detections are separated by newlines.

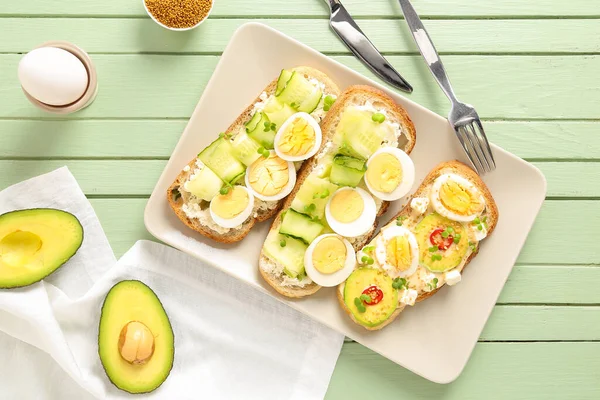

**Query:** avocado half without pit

left=0, top=208, right=83, bottom=289
left=99, top=280, right=174, bottom=394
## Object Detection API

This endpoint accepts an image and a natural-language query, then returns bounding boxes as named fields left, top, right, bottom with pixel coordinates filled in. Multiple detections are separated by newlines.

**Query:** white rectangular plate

left=145, top=23, right=546, bottom=384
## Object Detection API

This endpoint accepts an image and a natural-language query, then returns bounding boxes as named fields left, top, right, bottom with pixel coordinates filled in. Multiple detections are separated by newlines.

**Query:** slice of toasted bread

left=337, top=160, right=499, bottom=330
left=167, top=67, right=340, bottom=243
left=260, top=85, right=417, bottom=298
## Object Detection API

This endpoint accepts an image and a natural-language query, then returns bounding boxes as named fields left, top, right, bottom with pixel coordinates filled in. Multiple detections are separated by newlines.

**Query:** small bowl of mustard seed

left=144, top=0, right=214, bottom=31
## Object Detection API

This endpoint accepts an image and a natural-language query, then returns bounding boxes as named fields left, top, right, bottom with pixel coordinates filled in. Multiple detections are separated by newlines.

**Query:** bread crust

left=337, top=160, right=499, bottom=329
left=259, top=85, right=418, bottom=298
left=167, top=67, right=340, bottom=243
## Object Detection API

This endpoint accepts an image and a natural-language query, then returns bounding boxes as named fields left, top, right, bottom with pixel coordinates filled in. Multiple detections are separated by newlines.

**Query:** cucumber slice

left=291, top=175, right=339, bottom=219
left=184, top=166, right=224, bottom=201
left=229, top=131, right=262, bottom=166
left=279, top=209, right=324, bottom=244
left=329, top=154, right=366, bottom=187
left=246, top=112, right=276, bottom=149
left=337, top=108, right=386, bottom=159
left=298, top=88, right=323, bottom=114
left=198, top=138, right=246, bottom=183
left=264, top=230, right=307, bottom=278
left=276, top=72, right=315, bottom=109
left=263, top=97, right=296, bottom=131
left=275, top=69, right=294, bottom=96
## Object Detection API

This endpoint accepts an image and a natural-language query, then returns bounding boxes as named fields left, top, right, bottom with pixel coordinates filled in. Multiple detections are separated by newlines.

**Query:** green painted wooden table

left=2, top=0, right=599, bottom=398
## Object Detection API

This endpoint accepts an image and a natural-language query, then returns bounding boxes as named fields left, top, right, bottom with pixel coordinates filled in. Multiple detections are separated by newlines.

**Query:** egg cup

left=21, top=41, right=98, bottom=115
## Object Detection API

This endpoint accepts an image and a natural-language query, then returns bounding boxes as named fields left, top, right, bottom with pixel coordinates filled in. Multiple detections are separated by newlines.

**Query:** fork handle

left=397, top=0, right=458, bottom=104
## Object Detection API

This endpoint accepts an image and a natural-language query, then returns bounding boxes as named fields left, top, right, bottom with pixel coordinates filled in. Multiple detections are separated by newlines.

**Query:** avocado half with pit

left=98, top=280, right=174, bottom=394
left=0, top=208, right=83, bottom=289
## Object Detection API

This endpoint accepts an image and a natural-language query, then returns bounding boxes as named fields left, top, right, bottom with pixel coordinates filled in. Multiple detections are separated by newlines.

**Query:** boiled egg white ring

left=274, top=112, right=322, bottom=162
left=430, top=173, right=485, bottom=222
left=209, top=186, right=255, bottom=229
left=364, top=147, right=415, bottom=201
left=244, top=151, right=297, bottom=201
left=325, top=187, right=377, bottom=238
left=304, top=234, right=357, bottom=287
left=375, top=225, right=420, bottom=278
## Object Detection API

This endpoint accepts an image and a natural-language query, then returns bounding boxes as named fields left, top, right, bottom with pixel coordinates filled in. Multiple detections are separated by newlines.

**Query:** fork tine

left=465, top=123, right=492, bottom=173
left=455, top=126, right=484, bottom=173
left=461, top=125, right=487, bottom=173
left=474, top=120, right=496, bottom=170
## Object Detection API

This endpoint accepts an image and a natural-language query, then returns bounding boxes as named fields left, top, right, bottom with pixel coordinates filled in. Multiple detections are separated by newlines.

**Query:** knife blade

left=324, top=0, right=413, bottom=93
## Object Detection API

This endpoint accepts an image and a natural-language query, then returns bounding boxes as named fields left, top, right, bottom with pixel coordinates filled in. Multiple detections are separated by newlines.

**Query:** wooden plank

left=328, top=343, right=600, bottom=399
left=481, top=306, right=600, bottom=340
left=1, top=120, right=598, bottom=160
left=86, top=198, right=599, bottom=264
left=3, top=18, right=600, bottom=54
left=498, top=266, right=600, bottom=304
left=1, top=55, right=599, bottom=119
left=1, top=161, right=598, bottom=198
left=2, top=0, right=598, bottom=17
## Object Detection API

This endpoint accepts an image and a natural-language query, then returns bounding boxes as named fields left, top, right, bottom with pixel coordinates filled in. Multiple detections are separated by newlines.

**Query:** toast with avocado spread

left=338, top=160, right=498, bottom=330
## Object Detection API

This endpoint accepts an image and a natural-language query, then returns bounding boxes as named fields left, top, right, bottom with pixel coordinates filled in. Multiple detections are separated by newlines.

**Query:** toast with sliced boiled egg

left=167, top=67, right=340, bottom=243
left=258, top=85, right=417, bottom=298
left=337, top=160, right=498, bottom=330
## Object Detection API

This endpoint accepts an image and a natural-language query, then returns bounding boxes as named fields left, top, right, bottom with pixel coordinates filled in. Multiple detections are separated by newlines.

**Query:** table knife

left=324, top=0, right=413, bottom=93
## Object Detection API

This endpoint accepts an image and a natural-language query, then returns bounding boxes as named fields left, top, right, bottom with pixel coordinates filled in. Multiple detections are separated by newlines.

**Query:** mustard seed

left=145, top=0, right=213, bottom=29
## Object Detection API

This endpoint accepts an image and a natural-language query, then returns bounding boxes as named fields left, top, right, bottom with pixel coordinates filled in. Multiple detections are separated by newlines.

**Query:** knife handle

left=323, top=0, right=342, bottom=12
left=398, top=0, right=458, bottom=103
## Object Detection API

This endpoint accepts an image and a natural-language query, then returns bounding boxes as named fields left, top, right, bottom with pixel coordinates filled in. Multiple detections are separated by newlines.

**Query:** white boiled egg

left=364, top=147, right=415, bottom=201
left=325, top=187, right=377, bottom=238
left=18, top=47, right=89, bottom=106
left=304, top=234, right=356, bottom=287
left=274, top=112, right=322, bottom=162
left=430, top=173, right=486, bottom=222
left=209, top=185, right=254, bottom=228
left=375, top=226, right=419, bottom=278
left=245, top=151, right=296, bottom=201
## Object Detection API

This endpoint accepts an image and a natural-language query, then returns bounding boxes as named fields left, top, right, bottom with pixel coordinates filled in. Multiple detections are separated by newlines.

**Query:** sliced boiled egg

left=245, top=151, right=296, bottom=201
left=375, top=226, right=419, bottom=278
left=304, top=234, right=356, bottom=287
left=325, top=187, right=377, bottom=238
left=364, top=147, right=415, bottom=201
left=209, top=185, right=254, bottom=228
left=274, top=112, right=322, bottom=162
left=430, top=173, right=485, bottom=222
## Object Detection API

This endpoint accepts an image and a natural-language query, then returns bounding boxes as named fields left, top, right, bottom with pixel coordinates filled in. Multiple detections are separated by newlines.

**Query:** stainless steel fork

left=397, top=0, right=496, bottom=174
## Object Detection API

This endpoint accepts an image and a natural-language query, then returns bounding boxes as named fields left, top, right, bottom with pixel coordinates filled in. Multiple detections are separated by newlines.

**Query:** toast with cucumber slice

left=337, top=160, right=498, bottom=330
left=167, top=67, right=340, bottom=243
left=259, top=85, right=417, bottom=298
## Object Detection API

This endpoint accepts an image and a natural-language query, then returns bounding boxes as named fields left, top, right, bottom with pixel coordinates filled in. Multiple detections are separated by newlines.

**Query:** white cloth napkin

left=0, top=168, right=344, bottom=399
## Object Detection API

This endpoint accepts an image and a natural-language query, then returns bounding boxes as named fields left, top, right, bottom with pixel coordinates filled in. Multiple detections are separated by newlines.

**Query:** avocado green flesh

left=98, top=280, right=174, bottom=394
left=414, top=213, right=468, bottom=272
left=0, top=208, right=83, bottom=289
left=344, top=268, right=398, bottom=328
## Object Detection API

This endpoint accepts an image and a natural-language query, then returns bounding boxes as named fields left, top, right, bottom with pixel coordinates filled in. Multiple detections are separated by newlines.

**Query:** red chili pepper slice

left=361, top=286, right=383, bottom=305
left=430, top=228, right=454, bottom=251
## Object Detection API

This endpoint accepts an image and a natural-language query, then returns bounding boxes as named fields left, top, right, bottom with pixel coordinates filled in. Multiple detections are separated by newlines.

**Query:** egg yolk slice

left=385, top=235, right=412, bottom=272
left=211, top=186, right=249, bottom=219
left=248, top=156, right=290, bottom=196
left=366, top=153, right=403, bottom=193
left=330, top=190, right=364, bottom=223
left=312, top=236, right=347, bottom=274
left=277, top=117, right=316, bottom=157
left=439, top=179, right=485, bottom=216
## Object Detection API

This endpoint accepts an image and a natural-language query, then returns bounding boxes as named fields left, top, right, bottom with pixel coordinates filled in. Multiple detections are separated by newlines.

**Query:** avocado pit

left=118, top=321, right=155, bottom=365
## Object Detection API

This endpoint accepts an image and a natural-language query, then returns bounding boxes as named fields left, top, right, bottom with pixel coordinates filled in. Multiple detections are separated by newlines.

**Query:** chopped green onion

left=320, top=189, right=330, bottom=198
left=447, top=227, right=454, bottom=233
left=432, top=254, right=442, bottom=261
left=428, top=246, right=438, bottom=252
left=363, top=245, right=375, bottom=253
left=359, top=294, right=371, bottom=303
left=441, top=230, right=449, bottom=238
left=473, top=217, right=481, bottom=225
left=372, top=113, right=386, bottom=123
left=361, top=255, right=368, bottom=263
left=478, top=225, right=483, bottom=231
left=354, top=297, right=366, bottom=313
left=323, top=104, right=331, bottom=112
left=392, top=277, right=407, bottom=290
left=453, top=234, right=461, bottom=244
left=271, top=123, right=277, bottom=131
left=257, top=146, right=265, bottom=154
left=219, top=187, right=230, bottom=195
left=367, top=257, right=374, bottom=265
left=432, top=277, right=439, bottom=288
left=396, top=216, right=407, bottom=226
left=279, top=240, right=286, bottom=247
left=324, top=95, right=335, bottom=105
left=262, top=149, right=270, bottom=158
